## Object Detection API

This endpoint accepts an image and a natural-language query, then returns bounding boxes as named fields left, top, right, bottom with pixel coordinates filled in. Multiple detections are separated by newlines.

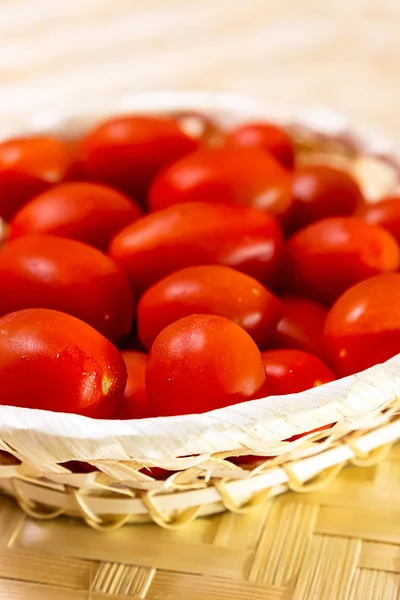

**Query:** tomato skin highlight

left=9, top=182, right=141, bottom=251
left=148, top=146, right=293, bottom=219
left=0, top=234, right=134, bottom=341
left=325, top=272, right=400, bottom=376
left=137, top=265, right=281, bottom=349
left=226, top=122, right=295, bottom=170
left=0, top=137, right=75, bottom=221
left=360, top=195, right=400, bottom=245
left=113, top=350, right=150, bottom=419
left=146, top=314, right=267, bottom=416
left=285, top=217, right=400, bottom=305
left=78, top=116, right=198, bottom=201
left=0, top=308, right=126, bottom=417
left=109, top=202, right=283, bottom=292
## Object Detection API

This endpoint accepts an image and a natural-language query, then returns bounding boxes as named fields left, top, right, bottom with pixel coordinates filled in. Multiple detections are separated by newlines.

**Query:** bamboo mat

left=0, top=445, right=399, bottom=599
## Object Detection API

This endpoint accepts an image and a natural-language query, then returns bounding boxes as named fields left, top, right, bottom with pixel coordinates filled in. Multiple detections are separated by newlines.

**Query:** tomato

left=137, top=265, right=281, bottom=349
left=325, top=272, right=400, bottom=376
left=270, top=295, right=328, bottom=359
left=259, top=349, right=335, bottom=396
left=9, top=182, right=141, bottom=251
left=285, top=217, right=400, bottom=304
left=148, top=146, right=292, bottom=219
left=0, top=308, right=126, bottom=417
left=78, top=116, right=198, bottom=201
left=0, top=137, right=75, bottom=221
left=175, top=112, right=225, bottom=148
left=109, top=202, right=283, bottom=292
left=114, top=351, right=150, bottom=419
left=360, top=195, right=400, bottom=245
left=146, top=314, right=267, bottom=416
left=286, top=165, right=363, bottom=232
left=0, top=234, right=133, bottom=341
left=226, top=122, right=295, bottom=170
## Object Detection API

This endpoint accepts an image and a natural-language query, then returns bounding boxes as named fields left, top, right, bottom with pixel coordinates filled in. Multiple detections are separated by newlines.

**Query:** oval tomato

left=285, top=217, right=400, bottom=304
left=226, top=122, right=295, bottom=170
left=360, top=195, right=400, bottom=244
left=9, top=182, right=141, bottom=251
left=0, top=234, right=133, bottom=340
left=114, top=350, right=150, bottom=419
left=148, top=146, right=292, bottom=219
left=0, top=308, right=126, bottom=417
left=270, top=295, right=328, bottom=359
left=78, top=116, right=198, bottom=201
left=146, top=314, right=267, bottom=416
left=286, top=165, right=363, bottom=232
left=137, top=265, right=281, bottom=349
left=109, top=202, right=283, bottom=292
left=0, top=137, right=75, bottom=221
left=325, top=272, right=400, bottom=376
left=259, top=349, right=335, bottom=395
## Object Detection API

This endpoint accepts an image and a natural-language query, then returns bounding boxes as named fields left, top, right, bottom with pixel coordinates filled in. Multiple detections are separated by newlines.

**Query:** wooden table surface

left=1, top=0, right=400, bottom=137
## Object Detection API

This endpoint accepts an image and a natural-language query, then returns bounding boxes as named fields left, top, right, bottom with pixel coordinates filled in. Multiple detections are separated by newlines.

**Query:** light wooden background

left=1, top=0, right=400, bottom=137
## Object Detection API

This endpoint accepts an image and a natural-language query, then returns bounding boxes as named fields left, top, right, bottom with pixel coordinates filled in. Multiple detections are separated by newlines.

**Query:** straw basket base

left=0, top=444, right=399, bottom=599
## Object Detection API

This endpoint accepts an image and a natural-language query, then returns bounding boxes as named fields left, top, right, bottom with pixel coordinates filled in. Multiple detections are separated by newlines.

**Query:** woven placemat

left=0, top=444, right=399, bottom=599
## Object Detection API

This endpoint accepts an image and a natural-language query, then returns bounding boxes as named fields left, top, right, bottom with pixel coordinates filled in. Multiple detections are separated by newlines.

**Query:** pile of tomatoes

left=0, top=112, right=400, bottom=430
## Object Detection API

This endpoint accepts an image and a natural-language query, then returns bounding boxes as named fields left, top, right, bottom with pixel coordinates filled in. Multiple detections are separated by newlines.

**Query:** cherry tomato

left=78, top=116, right=198, bottom=201
left=114, top=351, right=150, bottom=419
left=175, top=112, right=225, bottom=148
left=226, top=122, right=295, bottom=170
left=325, top=272, right=400, bottom=376
left=259, top=349, right=335, bottom=396
left=0, top=234, right=133, bottom=341
left=0, top=137, right=75, bottom=221
left=9, top=182, right=141, bottom=251
left=360, top=195, right=400, bottom=245
left=270, top=295, right=328, bottom=359
left=137, top=265, right=281, bottom=349
left=286, top=165, right=363, bottom=232
left=285, top=217, right=400, bottom=304
left=0, top=308, right=126, bottom=417
left=148, top=146, right=293, bottom=219
left=146, top=314, right=267, bottom=416
left=109, top=202, right=283, bottom=292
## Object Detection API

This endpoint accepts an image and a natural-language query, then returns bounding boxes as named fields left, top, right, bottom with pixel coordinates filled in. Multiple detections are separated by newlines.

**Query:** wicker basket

left=0, top=91, right=400, bottom=531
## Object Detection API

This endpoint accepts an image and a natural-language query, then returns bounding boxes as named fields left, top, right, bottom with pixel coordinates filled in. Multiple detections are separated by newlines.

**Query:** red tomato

left=0, top=137, right=75, bottom=221
left=259, top=349, right=335, bottom=396
left=0, top=308, right=126, bottom=417
left=360, top=196, right=400, bottom=245
left=226, top=122, right=295, bottom=169
left=146, top=314, right=267, bottom=416
left=285, top=217, right=400, bottom=304
left=9, top=182, right=141, bottom=251
left=286, top=165, right=363, bottom=232
left=0, top=234, right=133, bottom=341
left=325, top=272, right=400, bottom=376
left=137, top=265, right=281, bottom=349
left=109, top=202, right=283, bottom=292
left=270, top=295, right=328, bottom=359
left=114, top=350, right=150, bottom=419
left=174, top=112, right=225, bottom=148
left=148, top=146, right=293, bottom=219
left=78, top=116, right=198, bottom=201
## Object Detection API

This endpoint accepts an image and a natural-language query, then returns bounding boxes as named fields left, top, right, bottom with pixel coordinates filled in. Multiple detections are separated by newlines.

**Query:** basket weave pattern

left=0, top=92, right=400, bottom=529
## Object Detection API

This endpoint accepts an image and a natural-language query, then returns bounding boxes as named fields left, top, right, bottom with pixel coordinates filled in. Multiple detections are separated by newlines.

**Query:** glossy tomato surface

left=0, top=308, right=126, bottom=417
left=259, top=349, right=335, bottom=395
left=286, top=165, right=363, bottom=232
left=9, top=182, right=141, bottom=251
left=146, top=314, right=267, bottom=416
left=109, top=202, right=283, bottom=292
left=114, top=350, right=150, bottom=419
left=137, top=265, right=281, bottom=349
left=270, top=295, right=328, bottom=359
left=325, top=273, right=400, bottom=376
left=285, top=217, right=400, bottom=304
left=226, top=122, right=295, bottom=169
left=148, top=146, right=292, bottom=219
left=0, top=137, right=75, bottom=221
left=360, top=195, right=400, bottom=245
left=0, top=234, right=134, bottom=340
left=78, top=116, right=198, bottom=201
